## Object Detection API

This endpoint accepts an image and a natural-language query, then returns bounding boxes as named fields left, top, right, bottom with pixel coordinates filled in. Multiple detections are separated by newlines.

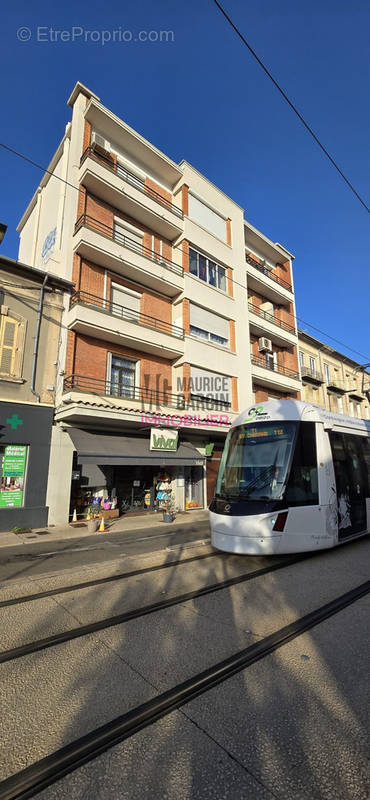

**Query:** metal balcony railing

left=246, top=253, right=292, bottom=292
left=70, top=290, right=185, bottom=339
left=326, top=376, right=346, bottom=392
left=301, top=366, right=323, bottom=383
left=251, top=354, right=299, bottom=380
left=74, top=214, right=184, bottom=277
left=63, top=375, right=231, bottom=410
left=80, top=146, right=184, bottom=219
left=248, top=302, right=295, bottom=334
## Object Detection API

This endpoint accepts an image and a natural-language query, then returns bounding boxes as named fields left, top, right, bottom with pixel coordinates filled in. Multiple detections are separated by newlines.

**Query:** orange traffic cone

left=72, top=508, right=77, bottom=522
left=98, top=517, right=106, bottom=533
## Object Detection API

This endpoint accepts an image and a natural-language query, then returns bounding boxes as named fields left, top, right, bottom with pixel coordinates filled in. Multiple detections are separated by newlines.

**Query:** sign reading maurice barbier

left=150, top=428, right=179, bottom=452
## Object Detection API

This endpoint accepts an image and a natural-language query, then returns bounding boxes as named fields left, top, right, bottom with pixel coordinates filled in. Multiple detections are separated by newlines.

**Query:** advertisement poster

left=0, top=445, right=27, bottom=507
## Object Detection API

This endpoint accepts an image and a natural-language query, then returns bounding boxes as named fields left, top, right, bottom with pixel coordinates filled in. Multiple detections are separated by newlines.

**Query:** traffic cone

left=98, top=517, right=106, bottom=533
left=72, top=508, right=77, bottom=522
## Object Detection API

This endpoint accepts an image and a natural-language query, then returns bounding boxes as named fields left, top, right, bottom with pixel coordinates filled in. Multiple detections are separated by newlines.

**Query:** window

left=110, top=283, right=141, bottom=322
left=349, top=401, right=355, bottom=417
left=189, top=248, right=226, bottom=292
left=113, top=218, right=143, bottom=254
left=265, top=352, right=277, bottom=371
left=324, top=364, right=330, bottom=384
left=190, top=366, right=231, bottom=408
left=299, top=351, right=304, bottom=368
left=309, top=357, right=316, bottom=375
left=109, top=355, right=137, bottom=398
left=356, top=403, right=362, bottom=419
left=188, top=194, right=226, bottom=241
left=189, top=304, right=229, bottom=347
left=0, top=312, right=26, bottom=380
left=285, top=422, right=319, bottom=506
left=337, top=396, right=343, bottom=414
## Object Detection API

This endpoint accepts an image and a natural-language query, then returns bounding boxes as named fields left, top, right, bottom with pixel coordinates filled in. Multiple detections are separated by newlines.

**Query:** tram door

left=329, top=432, right=367, bottom=538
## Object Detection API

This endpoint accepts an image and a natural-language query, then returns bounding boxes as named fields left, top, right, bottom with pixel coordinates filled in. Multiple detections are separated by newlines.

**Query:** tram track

left=0, top=550, right=219, bottom=609
left=1, top=576, right=369, bottom=800
left=0, top=554, right=306, bottom=665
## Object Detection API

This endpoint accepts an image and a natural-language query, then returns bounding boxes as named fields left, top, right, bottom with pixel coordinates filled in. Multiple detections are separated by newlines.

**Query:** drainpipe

left=31, top=273, right=48, bottom=403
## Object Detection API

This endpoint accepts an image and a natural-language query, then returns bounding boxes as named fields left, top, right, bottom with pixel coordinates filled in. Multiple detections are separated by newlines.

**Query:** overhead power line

left=212, top=0, right=370, bottom=215
left=1, top=141, right=369, bottom=362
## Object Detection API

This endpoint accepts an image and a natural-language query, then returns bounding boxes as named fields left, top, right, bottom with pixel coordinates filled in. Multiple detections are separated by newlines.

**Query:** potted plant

left=162, top=495, right=177, bottom=523
left=86, top=511, right=99, bottom=533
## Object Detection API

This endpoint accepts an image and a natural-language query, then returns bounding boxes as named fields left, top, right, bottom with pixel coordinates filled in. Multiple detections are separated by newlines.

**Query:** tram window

left=285, top=422, right=318, bottom=506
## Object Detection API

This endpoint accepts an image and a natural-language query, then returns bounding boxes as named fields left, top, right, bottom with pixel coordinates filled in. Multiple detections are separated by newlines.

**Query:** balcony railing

left=326, top=377, right=346, bottom=392
left=63, top=375, right=231, bottom=411
left=251, top=354, right=299, bottom=380
left=248, top=302, right=295, bottom=334
left=80, top=146, right=184, bottom=220
left=246, top=253, right=292, bottom=292
left=74, top=214, right=183, bottom=277
left=301, top=366, right=323, bottom=383
left=70, top=290, right=185, bottom=339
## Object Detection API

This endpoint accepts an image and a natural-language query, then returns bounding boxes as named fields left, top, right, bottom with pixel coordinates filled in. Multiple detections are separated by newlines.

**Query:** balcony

left=62, top=375, right=231, bottom=412
left=246, top=254, right=293, bottom=306
left=251, top=354, right=301, bottom=392
left=248, top=302, right=297, bottom=346
left=301, top=366, right=323, bottom=384
left=79, top=147, right=183, bottom=240
left=73, top=214, right=184, bottom=297
left=67, top=290, right=185, bottom=359
left=326, top=376, right=346, bottom=394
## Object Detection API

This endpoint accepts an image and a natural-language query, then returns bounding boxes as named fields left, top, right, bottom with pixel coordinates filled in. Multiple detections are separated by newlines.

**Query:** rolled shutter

left=190, top=304, right=229, bottom=341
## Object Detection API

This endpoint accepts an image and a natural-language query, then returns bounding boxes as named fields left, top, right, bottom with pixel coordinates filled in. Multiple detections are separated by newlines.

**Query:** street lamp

left=0, top=223, right=7, bottom=245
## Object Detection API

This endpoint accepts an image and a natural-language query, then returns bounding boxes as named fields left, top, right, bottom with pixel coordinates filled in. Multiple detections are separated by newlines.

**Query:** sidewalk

left=0, top=509, right=210, bottom=548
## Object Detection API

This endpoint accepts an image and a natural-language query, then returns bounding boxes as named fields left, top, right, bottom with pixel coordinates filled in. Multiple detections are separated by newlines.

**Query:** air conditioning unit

left=91, top=132, right=111, bottom=153
left=258, top=337, right=272, bottom=352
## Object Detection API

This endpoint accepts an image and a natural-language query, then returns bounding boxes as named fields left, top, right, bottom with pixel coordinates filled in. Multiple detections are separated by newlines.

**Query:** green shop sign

left=150, top=428, right=179, bottom=452
left=0, top=445, right=27, bottom=508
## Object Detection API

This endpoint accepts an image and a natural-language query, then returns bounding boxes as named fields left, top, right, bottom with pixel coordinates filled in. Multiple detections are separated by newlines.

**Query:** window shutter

left=0, top=318, right=18, bottom=376
left=190, top=304, right=229, bottom=340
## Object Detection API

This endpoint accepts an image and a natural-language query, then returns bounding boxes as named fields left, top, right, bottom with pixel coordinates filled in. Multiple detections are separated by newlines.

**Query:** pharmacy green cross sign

left=6, top=414, right=23, bottom=431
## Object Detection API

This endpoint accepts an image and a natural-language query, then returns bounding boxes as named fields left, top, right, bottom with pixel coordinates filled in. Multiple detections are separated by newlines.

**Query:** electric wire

left=1, top=142, right=369, bottom=363
left=212, top=0, right=370, bottom=215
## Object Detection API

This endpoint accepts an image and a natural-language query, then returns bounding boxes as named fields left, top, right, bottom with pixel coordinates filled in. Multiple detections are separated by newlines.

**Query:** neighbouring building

left=16, top=81, right=301, bottom=524
left=298, top=330, right=370, bottom=420
left=0, top=255, right=72, bottom=530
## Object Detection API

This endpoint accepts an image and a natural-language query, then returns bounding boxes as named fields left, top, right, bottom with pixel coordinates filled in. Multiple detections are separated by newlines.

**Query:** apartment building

left=0, top=255, right=72, bottom=530
left=17, top=81, right=301, bottom=524
left=299, top=330, right=370, bottom=419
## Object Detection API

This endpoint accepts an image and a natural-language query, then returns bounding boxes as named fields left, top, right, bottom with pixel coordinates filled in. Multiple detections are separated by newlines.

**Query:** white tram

left=209, top=400, right=370, bottom=555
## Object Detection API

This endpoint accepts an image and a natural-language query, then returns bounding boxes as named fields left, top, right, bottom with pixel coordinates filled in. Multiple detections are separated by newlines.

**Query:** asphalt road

left=0, top=520, right=211, bottom=583
left=1, top=536, right=370, bottom=799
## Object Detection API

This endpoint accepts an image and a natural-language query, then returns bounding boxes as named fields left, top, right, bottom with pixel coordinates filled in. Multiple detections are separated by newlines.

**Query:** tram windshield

left=216, top=422, right=298, bottom=501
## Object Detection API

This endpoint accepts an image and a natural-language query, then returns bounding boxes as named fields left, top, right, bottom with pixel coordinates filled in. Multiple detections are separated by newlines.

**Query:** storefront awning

left=68, top=428, right=206, bottom=467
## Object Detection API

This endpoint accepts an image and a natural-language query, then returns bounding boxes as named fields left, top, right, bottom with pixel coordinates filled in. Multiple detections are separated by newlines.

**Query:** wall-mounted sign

left=0, top=445, right=27, bottom=507
left=150, top=428, right=179, bottom=452
left=41, top=227, right=57, bottom=263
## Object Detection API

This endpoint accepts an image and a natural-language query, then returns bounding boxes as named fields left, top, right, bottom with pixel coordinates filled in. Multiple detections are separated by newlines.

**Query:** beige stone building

left=298, top=330, right=370, bottom=420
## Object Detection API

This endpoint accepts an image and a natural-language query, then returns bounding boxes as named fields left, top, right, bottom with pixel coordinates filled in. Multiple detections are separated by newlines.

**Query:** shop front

left=0, top=401, right=54, bottom=531
left=67, top=427, right=207, bottom=520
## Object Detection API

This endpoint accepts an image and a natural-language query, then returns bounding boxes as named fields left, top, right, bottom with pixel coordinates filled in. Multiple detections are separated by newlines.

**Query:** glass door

left=329, top=432, right=367, bottom=538
left=110, top=356, right=136, bottom=399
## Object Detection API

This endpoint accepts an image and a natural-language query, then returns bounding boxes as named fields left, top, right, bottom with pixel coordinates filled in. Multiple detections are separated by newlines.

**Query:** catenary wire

left=1, top=142, right=369, bottom=363
left=211, top=0, right=370, bottom=215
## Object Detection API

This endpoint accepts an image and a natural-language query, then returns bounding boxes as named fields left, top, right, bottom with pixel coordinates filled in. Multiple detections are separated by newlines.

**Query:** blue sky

left=0, top=0, right=369, bottom=363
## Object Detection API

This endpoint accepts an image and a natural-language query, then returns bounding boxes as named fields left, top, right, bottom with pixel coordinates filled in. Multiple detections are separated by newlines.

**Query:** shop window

left=0, top=311, right=26, bottom=380
left=0, top=445, right=28, bottom=508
